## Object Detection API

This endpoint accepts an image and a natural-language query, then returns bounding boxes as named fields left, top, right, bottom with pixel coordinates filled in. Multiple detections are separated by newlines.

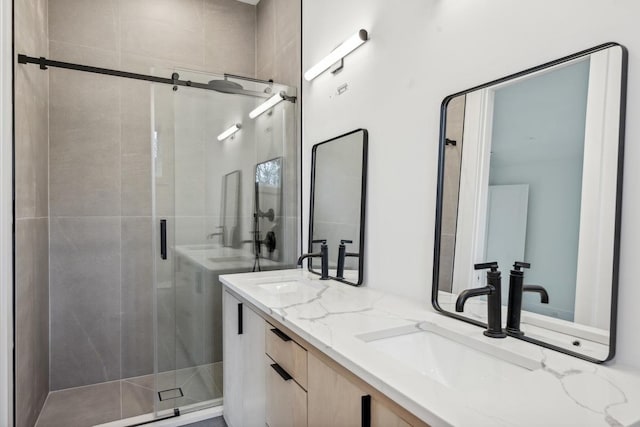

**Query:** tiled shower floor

left=35, top=363, right=223, bottom=427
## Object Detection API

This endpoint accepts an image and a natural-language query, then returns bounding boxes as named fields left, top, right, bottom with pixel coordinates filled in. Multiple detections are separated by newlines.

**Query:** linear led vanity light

left=249, top=91, right=289, bottom=119
left=304, top=29, right=369, bottom=81
left=217, top=123, right=242, bottom=141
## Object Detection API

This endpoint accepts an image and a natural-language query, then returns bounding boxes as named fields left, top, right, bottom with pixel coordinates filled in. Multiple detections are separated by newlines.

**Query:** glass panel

left=153, top=68, right=298, bottom=416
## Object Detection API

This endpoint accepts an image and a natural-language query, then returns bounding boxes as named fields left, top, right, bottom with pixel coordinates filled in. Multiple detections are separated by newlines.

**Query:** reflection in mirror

left=433, top=44, right=627, bottom=363
left=221, top=170, right=241, bottom=248
left=255, top=157, right=283, bottom=261
left=310, top=129, right=368, bottom=285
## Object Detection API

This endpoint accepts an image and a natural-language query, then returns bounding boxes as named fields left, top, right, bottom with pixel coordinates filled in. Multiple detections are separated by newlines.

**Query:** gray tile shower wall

left=49, top=217, right=122, bottom=389
left=438, top=96, right=466, bottom=292
left=47, top=0, right=300, bottom=391
left=257, top=0, right=301, bottom=89
left=14, top=0, right=50, bottom=425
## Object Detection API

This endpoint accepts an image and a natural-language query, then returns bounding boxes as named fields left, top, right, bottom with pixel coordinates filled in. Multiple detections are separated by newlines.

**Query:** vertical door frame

left=451, top=87, right=494, bottom=294
left=574, top=49, right=623, bottom=329
left=0, top=0, right=14, bottom=424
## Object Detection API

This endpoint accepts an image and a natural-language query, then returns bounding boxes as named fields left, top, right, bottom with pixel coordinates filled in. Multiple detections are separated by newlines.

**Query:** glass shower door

left=153, top=76, right=225, bottom=416
left=152, top=67, right=298, bottom=417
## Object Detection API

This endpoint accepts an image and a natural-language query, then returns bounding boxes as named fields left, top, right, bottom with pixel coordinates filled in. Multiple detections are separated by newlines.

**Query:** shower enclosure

left=14, top=0, right=301, bottom=425
left=17, top=56, right=298, bottom=425
left=150, top=68, right=298, bottom=417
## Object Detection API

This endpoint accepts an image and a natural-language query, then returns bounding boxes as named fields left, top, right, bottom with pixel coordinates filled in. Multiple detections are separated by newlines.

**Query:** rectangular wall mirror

left=432, top=43, right=627, bottom=363
left=309, top=129, right=368, bottom=286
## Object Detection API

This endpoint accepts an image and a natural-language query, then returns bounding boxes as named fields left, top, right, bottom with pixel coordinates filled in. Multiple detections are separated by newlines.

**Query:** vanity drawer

left=265, top=322, right=308, bottom=389
left=266, top=354, right=308, bottom=427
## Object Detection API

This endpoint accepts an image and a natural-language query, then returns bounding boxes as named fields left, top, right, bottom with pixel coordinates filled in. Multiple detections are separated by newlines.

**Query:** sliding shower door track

left=16, top=54, right=277, bottom=98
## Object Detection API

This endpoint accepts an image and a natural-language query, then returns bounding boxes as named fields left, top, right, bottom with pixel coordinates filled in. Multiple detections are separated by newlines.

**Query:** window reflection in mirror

left=255, top=157, right=283, bottom=261
left=221, top=170, right=241, bottom=248
left=434, top=44, right=627, bottom=362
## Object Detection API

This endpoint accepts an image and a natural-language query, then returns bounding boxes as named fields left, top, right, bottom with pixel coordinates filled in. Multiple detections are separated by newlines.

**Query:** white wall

left=302, top=0, right=640, bottom=369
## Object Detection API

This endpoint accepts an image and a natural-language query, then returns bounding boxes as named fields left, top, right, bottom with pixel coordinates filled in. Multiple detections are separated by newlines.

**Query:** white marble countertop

left=220, top=269, right=640, bottom=427
left=174, top=244, right=283, bottom=272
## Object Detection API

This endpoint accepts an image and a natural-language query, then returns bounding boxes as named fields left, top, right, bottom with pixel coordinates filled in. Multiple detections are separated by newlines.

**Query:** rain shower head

left=208, top=79, right=244, bottom=94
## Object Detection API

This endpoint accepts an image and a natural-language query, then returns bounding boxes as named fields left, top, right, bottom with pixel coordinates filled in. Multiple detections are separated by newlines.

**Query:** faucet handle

left=513, top=261, right=530, bottom=270
left=474, top=262, right=499, bottom=272
left=340, top=239, right=353, bottom=245
left=312, top=239, right=327, bottom=245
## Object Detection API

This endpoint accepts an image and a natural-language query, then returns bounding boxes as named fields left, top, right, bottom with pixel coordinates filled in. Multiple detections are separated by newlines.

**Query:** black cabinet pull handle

left=270, top=328, right=292, bottom=342
left=270, top=363, right=293, bottom=381
left=160, top=219, right=167, bottom=260
left=237, top=303, right=243, bottom=335
left=361, top=395, right=371, bottom=427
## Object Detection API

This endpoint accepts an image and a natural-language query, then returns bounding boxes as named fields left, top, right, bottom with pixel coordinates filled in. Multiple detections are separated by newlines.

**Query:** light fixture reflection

left=249, top=92, right=287, bottom=119
left=217, top=123, right=242, bottom=141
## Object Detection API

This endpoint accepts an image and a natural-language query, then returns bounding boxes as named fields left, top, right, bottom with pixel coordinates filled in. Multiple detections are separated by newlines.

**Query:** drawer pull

left=238, top=303, right=243, bottom=335
left=271, top=363, right=293, bottom=381
left=361, top=394, right=371, bottom=427
left=270, top=328, right=292, bottom=342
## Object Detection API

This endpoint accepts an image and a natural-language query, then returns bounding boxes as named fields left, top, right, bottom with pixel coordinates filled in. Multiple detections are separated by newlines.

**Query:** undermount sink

left=255, top=279, right=323, bottom=302
left=358, top=322, right=538, bottom=392
left=182, top=244, right=220, bottom=251
left=258, top=281, right=311, bottom=295
left=208, top=255, right=251, bottom=263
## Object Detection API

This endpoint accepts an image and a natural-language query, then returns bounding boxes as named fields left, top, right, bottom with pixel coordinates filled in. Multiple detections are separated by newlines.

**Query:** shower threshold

left=97, top=399, right=224, bottom=427
left=34, top=363, right=222, bottom=427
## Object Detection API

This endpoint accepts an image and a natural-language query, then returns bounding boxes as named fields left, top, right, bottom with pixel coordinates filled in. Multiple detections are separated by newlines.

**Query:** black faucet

left=506, top=262, right=550, bottom=336
left=207, top=226, right=225, bottom=246
left=455, top=262, right=506, bottom=338
left=297, top=239, right=329, bottom=280
left=336, top=239, right=359, bottom=280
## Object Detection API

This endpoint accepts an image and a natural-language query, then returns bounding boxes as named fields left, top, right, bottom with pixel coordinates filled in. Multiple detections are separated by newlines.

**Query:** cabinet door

left=243, top=305, right=266, bottom=426
left=372, top=399, right=412, bottom=427
left=308, top=353, right=367, bottom=427
left=222, top=290, right=243, bottom=427
left=266, top=355, right=308, bottom=427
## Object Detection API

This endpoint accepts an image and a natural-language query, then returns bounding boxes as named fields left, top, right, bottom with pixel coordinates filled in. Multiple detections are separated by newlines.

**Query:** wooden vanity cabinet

left=223, top=290, right=427, bottom=427
left=265, top=354, right=308, bottom=427
left=265, top=321, right=309, bottom=427
left=371, top=400, right=412, bottom=427
left=307, top=352, right=366, bottom=426
left=307, top=352, right=412, bottom=427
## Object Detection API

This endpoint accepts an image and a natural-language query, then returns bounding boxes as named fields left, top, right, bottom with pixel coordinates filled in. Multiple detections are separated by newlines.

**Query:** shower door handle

left=160, top=219, right=167, bottom=260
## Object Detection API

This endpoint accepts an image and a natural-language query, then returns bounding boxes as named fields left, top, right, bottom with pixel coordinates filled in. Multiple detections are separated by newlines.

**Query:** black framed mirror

left=432, top=43, right=627, bottom=363
left=309, top=129, right=368, bottom=286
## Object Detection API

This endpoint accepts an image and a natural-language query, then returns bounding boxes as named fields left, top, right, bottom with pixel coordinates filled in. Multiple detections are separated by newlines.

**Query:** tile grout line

left=45, top=0, right=52, bottom=400
left=45, top=378, right=122, bottom=394
left=33, top=391, right=51, bottom=427
left=118, top=0, right=124, bottom=419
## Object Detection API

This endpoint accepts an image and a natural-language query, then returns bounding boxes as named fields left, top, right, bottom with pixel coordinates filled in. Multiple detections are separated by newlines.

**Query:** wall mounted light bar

left=217, top=123, right=242, bottom=141
left=249, top=91, right=291, bottom=119
left=304, top=29, right=369, bottom=81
